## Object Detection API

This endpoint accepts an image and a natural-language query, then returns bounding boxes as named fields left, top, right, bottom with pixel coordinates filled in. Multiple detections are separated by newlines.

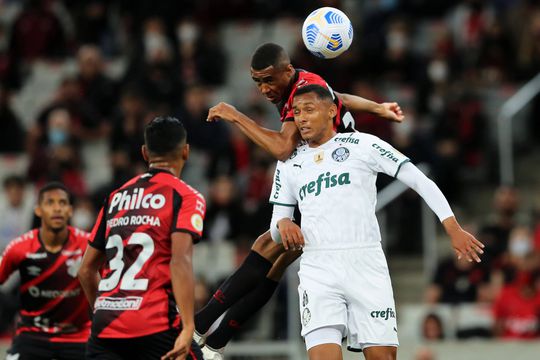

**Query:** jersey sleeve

left=89, top=202, right=107, bottom=251
left=365, top=135, right=410, bottom=177
left=0, top=240, right=23, bottom=283
left=172, top=190, right=206, bottom=241
left=269, top=161, right=297, bottom=207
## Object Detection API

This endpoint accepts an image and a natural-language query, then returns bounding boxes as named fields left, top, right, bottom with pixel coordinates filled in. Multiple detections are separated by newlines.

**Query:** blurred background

left=0, top=0, right=540, bottom=359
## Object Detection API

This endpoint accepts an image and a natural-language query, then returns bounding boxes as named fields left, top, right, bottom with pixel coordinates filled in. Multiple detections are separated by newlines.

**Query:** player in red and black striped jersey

left=78, top=116, right=205, bottom=360
left=196, top=43, right=405, bottom=358
left=0, top=182, right=91, bottom=360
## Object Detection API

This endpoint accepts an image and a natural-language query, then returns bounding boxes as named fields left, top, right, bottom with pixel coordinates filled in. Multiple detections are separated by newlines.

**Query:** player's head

left=250, top=43, right=295, bottom=104
left=292, top=85, right=336, bottom=145
left=142, top=116, right=189, bottom=172
left=35, top=182, right=72, bottom=233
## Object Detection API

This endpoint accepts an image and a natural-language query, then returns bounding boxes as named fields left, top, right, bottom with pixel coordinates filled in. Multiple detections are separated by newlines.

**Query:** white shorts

left=298, top=246, right=399, bottom=351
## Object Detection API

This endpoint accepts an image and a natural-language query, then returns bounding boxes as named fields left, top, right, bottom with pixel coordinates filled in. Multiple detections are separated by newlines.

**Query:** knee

left=364, top=347, right=397, bottom=360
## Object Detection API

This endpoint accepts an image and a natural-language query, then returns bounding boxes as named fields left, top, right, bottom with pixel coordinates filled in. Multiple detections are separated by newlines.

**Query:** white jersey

left=269, top=132, right=409, bottom=251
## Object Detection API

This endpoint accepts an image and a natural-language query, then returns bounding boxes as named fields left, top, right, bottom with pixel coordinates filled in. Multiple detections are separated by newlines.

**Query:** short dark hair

left=38, top=182, right=71, bottom=204
left=251, top=43, right=290, bottom=70
left=144, top=116, right=187, bottom=155
left=293, top=84, right=333, bottom=102
left=3, top=175, right=25, bottom=188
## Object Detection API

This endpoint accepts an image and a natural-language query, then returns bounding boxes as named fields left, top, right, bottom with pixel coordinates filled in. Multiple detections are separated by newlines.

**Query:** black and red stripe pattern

left=89, top=168, right=206, bottom=339
left=0, top=227, right=91, bottom=342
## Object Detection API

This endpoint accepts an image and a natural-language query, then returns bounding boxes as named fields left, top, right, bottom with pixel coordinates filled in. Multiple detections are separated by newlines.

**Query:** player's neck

left=40, top=226, right=69, bottom=252
left=308, top=131, right=336, bottom=148
left=148, top=162, right=183, bottom=178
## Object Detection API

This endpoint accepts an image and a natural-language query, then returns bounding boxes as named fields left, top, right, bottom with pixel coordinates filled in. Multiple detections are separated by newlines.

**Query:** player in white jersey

left=269, top=84, right=485, bottom=360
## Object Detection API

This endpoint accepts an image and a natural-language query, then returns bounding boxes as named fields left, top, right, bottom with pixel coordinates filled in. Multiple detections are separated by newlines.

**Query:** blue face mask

left=48, top=129, right=68, bottom=145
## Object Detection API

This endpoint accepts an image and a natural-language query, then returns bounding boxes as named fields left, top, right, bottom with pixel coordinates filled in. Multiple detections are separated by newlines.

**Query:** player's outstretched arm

left=396, top=162, right=484, bottom=262
left=334, top=91, right=404, bottom=123
left=78, top=246, right=106, bottom=310
left=207, top=102, right=301, bottom=161
left=163, top=232, right=195, bottom=360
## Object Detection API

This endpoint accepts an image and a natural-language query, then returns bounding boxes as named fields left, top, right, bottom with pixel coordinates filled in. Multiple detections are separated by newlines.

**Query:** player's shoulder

left=281, top=142, right=310, bottom=165
left=156, top=173, right=205, bottom=203
left=3, top=229, right=38, bottom=254
left=69, top=226, right=91, bottom=242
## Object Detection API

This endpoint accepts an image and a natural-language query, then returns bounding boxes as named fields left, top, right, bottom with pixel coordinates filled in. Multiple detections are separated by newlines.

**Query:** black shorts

left=86, top=328, right=203, bottom=360
left=6, top=334, right=86, bottom=360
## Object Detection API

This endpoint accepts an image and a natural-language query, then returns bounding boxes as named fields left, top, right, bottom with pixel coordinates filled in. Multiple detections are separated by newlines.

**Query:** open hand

left=277, top=218, right=304, bottom=251
left=449, top=228, right=485, bottom=263
left=161, top=328, right=192, bottom=360
left=379, top=102, right=404, bottom=123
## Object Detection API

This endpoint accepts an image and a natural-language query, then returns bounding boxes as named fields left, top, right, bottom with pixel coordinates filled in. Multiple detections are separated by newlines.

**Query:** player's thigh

left=52, top=342, right=86, bottom=360
left=344, top=248, right=398, bottom=351
left=85, top=334, right=126, bottom=360
left=251, top=230, right=286, bottom=263
left=305, top=325, right=344, bottom=359
left=298, top=254, right=347, bottom=337
left=6, top=336, right=54, bottom=360
left=266, top=249, right=302, bottom=281
left=362, top=345, right=397, bottom=360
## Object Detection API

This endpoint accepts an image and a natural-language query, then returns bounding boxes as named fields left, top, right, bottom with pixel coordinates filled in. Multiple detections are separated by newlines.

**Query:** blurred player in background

left=0, top=182, right=91, bottom=360
left=78, top=117, right=205, bottom=360
left=269, top=85, right=484, bottom=360
left=196, top=42, right=404, bottom=358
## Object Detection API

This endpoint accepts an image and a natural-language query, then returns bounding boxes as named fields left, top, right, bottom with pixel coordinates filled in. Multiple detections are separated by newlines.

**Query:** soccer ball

left=302, top=7, right=354, bottom=59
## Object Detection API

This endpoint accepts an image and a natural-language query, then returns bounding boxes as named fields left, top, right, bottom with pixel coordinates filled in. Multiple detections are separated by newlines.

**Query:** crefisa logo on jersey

left=332, top=147, right=350, bottom=162
left=109, top=188, right=166, bottom=213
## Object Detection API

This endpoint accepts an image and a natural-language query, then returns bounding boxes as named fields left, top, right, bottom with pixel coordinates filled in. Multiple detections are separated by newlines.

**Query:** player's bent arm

left=208, top=102, right=300, bottom=160
left=234, top=114, right=301, bottom=161
left=334, top=91, right=404, bottom=123
left=78, top=246, right=106, bottom=310
left=269, top=204, right=295, bottom=243
left=170, top=232, right=195, bottom=334
left=396, top=162, right=485, bottom=262
left=269, top=204, right=304, bottom=250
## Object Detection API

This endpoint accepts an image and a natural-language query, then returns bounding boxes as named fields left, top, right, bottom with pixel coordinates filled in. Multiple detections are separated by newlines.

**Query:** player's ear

left=328, top=103, right=337, bottom=119
left=141, top=145, right=149, bottom=162
left=182, top=143, right=190, bottom=161
left=34, top=204, right=42, bottom=219
left=286, top=64, right=295, bottom=76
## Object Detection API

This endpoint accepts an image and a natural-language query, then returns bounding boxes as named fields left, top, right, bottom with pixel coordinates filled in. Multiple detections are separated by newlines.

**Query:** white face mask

left=428, top=60, right=448, bottom=83
left=509, top=238, right=531, bottom=257
left=72, top=209, right=94, bottom=231
left=177, top=22, right=199, bottom=44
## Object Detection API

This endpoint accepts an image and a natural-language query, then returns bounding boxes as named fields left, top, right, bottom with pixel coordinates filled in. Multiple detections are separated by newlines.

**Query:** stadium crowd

left=0, top=0, right=540, bottom=345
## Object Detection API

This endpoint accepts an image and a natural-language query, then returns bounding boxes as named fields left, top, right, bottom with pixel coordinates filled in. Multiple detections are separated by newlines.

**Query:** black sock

left=195, top=251, right=272, bottom=334
left=205, top=277, right=279, bottom=349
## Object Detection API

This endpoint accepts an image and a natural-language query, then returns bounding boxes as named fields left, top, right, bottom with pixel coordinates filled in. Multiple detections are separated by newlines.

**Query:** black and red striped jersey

left=0, top=227, right=91, bottom=343
left=277, top=69, right=356, bottom=132
left=89, top=168, right=206, bottom=339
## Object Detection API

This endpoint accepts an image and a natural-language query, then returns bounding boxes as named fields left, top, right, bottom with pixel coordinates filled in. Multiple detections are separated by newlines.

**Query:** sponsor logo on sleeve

left=372, top=143, right=400, bottom=163
left=191, top=214, right=204, bottom=232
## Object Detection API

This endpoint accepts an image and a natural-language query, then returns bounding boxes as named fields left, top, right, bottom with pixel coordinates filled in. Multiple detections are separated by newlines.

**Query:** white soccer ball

left=302, top=7, right=354, bottom=59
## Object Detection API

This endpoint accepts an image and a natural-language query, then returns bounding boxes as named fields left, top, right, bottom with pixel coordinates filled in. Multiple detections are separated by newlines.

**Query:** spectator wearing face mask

left=478, top=186, right=521, bottom=268
left=27, top=108, right=87, bottom=197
